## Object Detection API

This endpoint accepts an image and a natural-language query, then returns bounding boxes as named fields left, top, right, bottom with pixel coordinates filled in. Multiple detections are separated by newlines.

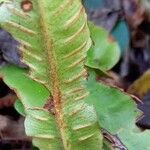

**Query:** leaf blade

left=0, top=1, right=103, bottom=149
left=86, top=23, right=120, bottom=72
left=86, top=71, right=150, bottom=150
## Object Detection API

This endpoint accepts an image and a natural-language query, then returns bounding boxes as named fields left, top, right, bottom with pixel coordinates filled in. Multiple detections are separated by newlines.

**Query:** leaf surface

left=86, top=23, right=120, bottom=72
left=0, top=65, right=49, bottom=108
left=86, top=72, right=150, bottom=150
left=15, top=99, right=26, bottom=116
left=0, top=0, right=103, bottom=149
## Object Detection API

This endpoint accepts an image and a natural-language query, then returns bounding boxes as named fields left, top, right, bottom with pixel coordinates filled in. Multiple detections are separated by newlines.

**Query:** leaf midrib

left=38, top=1, right=67, bottom=148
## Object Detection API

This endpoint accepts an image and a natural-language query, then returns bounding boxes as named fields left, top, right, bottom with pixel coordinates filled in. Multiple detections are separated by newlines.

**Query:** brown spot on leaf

left=21, top=0, right=33, bottom=12
left=44, top=97, right=55, bottom=115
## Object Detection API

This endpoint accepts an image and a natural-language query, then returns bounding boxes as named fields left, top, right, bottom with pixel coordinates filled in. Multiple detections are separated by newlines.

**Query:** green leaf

left=0, top=65, right=103, bottom=150
left=86, top=23, right=120, bottom=72
left=0, top=65, right=50, bottom=108
left=14, top=99, right=26, bottom=116
left=0, top=0, right=103, bottom=149
left=25, top=108, right=63, bottom=149
left=86, top=71, right=150, bottom=150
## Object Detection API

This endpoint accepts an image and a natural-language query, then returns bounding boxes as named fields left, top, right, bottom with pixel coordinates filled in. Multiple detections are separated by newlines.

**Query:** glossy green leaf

left=86, top=23, right=120, bottom=72
left=86, top=71, right=150, bottom=150
left=0, top=0, right=103, bottom=149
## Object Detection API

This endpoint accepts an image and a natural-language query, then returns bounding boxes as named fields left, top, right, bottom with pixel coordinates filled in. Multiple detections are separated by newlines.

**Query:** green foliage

left=14, top=99, right=26, bottom=116
left=86, top=71, right=150, bottom=150
left=0, top=0, right=103, bottom=149
left=0, top=64, right=103, bottom=149
left=86, top=23, right=120, bottom=72
left=84, top=0, right=130, bottom=53
left=0, top=0, right=149, bottom=150
left=0, top=65, right=49, bottom=108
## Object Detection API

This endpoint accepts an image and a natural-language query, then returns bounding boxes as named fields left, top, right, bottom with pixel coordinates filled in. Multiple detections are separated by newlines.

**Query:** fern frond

left=0, top=0, right=103, bottom=149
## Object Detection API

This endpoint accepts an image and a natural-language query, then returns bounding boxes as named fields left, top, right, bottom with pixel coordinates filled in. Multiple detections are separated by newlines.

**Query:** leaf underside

left=0, top=0, right=103, bottom=149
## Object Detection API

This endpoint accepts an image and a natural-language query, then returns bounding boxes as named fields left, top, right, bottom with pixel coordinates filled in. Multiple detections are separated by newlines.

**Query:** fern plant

left=0, top=0, right=150, bottom=150
left=0, top=0, right=103, bottom=149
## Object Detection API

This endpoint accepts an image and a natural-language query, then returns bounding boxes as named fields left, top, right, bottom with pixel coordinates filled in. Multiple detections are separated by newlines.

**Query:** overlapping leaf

left=86, top=71, right=150, bottom=150
left=86, top=23, right=120, bottom=72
